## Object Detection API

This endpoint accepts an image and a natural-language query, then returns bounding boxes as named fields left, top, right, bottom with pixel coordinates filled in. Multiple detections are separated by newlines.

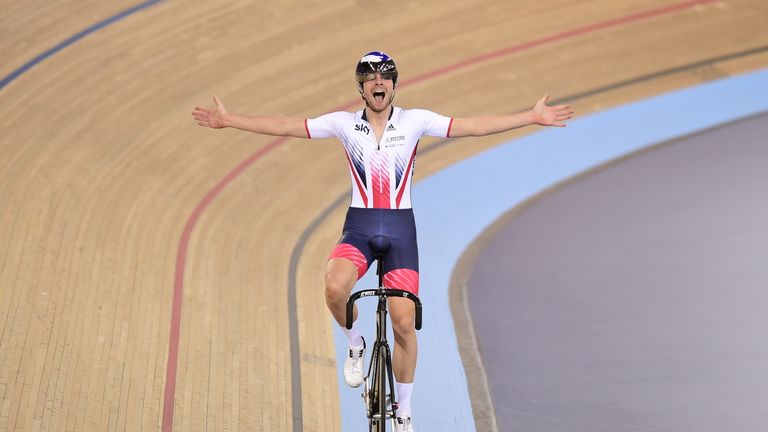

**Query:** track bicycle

left=346, top=235, right=423, bottom=432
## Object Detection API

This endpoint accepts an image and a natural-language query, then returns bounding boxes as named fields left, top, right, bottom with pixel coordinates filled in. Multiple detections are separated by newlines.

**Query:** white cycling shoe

left=394, top=416, right=414, bottom=432
left=343, top=337, right=365, bottom=388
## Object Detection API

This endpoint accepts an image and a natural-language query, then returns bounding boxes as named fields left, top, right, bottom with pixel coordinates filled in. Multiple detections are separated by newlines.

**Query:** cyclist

left=193, top=50, right=573, bottom=432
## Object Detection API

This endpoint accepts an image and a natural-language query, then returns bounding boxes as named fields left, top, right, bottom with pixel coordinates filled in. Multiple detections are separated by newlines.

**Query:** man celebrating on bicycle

left=193, top=51, right=573, bottom=432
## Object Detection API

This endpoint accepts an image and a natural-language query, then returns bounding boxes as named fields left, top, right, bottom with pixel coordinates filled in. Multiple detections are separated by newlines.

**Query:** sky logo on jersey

left=354, top=124, right=370, bottom=135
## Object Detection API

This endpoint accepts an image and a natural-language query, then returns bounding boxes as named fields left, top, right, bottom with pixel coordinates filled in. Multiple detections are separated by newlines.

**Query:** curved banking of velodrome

left=1, top=1, right=767, bottom=431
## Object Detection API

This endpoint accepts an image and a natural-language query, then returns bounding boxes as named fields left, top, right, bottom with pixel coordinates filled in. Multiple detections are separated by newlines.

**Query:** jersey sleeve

left=411, top=109, right=454, bottom=138
left=305, top=111, right=347, bottom=139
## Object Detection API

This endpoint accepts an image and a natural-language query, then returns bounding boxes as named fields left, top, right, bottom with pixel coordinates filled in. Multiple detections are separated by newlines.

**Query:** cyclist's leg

left=325, top=257, right=359, bottom=326
left=386, top=270, right=418, bottom=422
left=327, top=240, right=374, bottom=389
left=380, top=208, right=420, bottom=385
left=380, top=209, right=419, bottom=422
left=384, top=270, right=419, bottom=383
left=325, top=241, right=371, bottom=327
left=326, top=208, right=375, bottom=326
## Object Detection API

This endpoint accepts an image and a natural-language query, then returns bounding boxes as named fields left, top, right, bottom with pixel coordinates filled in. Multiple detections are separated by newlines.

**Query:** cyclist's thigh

left=328, top=208, right=377, bottom=280
left=382, top=266, right=419, bottom=295
left=328, top=239, right=372, bottom=281
left=380, top=210, right=419, bottom=295
left=325, top=257, right=360, bottom=294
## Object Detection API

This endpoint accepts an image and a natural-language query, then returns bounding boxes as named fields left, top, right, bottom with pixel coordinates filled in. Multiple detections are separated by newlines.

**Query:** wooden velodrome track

left=2, top=0, right=767, bottom=431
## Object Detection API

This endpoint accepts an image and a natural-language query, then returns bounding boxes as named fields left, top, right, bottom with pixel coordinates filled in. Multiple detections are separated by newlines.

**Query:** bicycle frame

left=346, top=258, right=422, bottom=431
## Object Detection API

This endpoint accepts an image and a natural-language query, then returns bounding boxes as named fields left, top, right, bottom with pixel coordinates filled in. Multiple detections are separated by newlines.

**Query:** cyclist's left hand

left=533, top=95, right=574, bottom=127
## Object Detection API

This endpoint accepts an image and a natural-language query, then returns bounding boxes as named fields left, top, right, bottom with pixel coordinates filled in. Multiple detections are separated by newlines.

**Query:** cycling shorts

left=328, top=207, right=419, bottom=294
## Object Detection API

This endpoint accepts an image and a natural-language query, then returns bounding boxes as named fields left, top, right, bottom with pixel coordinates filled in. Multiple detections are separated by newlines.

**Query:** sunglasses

left=357, top=72, right=397, bottom=83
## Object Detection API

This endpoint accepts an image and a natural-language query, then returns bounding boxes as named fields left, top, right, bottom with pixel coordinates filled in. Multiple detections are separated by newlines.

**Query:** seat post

left=376, top=256, right=385, bottom=289
left=375, top=256, right=388, bottom=344
left=368, top=234, right=391, bottom=345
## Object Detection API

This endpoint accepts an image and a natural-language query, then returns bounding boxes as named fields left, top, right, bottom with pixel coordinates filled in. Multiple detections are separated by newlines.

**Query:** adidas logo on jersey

left=386, top=124, right=396, bottom=131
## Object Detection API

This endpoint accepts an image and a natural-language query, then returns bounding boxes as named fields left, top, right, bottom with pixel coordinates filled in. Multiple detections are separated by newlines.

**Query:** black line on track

left=0, top=0, right=165, bottom=90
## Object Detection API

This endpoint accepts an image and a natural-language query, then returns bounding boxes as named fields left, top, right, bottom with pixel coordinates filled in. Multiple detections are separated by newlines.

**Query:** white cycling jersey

left=305, top=106, right=453, bottom=209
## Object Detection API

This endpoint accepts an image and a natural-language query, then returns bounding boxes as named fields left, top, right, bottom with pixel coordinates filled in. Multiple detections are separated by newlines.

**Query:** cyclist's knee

left=392, top=317, right=416, bottom=337
left=324, top=262, right=357, bottom=304
left=390, top=304, right=417, bottom=337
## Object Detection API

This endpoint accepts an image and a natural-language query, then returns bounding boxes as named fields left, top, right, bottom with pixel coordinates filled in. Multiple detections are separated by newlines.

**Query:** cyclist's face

left=361, top=73, right=395, bottom=113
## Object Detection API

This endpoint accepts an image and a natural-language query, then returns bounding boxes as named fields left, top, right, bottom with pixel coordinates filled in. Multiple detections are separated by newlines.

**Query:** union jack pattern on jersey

left=305, top=106, right=453, bottom=209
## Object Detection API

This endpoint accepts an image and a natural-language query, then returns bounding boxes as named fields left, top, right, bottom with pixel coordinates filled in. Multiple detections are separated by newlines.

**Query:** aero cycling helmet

left=355, top=51, right=398, bottom=94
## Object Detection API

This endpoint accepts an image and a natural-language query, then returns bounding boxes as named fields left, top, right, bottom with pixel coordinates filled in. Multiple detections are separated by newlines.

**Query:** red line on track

left=402, top=0, right=720, bottom=88
left=162, top=0, right=719, bottom=429
left=162, top=138, right=288, bottom=432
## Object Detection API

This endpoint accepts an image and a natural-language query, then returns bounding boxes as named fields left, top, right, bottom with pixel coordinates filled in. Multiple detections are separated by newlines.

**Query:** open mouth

left=372, top=90, right=386, bottom=103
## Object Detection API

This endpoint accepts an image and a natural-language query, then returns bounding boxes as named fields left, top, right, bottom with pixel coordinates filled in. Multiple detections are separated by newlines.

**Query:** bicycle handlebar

left=345, top=288, right=422, bottom=331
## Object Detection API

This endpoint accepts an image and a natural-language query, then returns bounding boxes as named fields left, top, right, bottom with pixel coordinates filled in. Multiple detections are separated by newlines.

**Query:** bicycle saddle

left=367, top=235, right=391, bottom=258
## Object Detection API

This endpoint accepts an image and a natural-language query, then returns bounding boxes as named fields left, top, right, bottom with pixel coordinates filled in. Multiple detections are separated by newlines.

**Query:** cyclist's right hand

left=192, top=96, right=228, bottom=129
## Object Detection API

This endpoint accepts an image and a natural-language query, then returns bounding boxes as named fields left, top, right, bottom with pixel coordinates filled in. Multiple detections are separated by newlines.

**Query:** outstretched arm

left=192, top=96, right=308, bottom=138
left=449, top=95, right=573, bottom=137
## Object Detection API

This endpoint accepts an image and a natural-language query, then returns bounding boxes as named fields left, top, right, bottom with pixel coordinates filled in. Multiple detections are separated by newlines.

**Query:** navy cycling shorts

left=328, top=207, right=419, bottom=294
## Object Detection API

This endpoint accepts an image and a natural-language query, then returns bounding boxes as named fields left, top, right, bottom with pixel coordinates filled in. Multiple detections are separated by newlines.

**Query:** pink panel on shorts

left=329, top=243, right=368, bottom=280
left=383, top=269, right=419, bottom=295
